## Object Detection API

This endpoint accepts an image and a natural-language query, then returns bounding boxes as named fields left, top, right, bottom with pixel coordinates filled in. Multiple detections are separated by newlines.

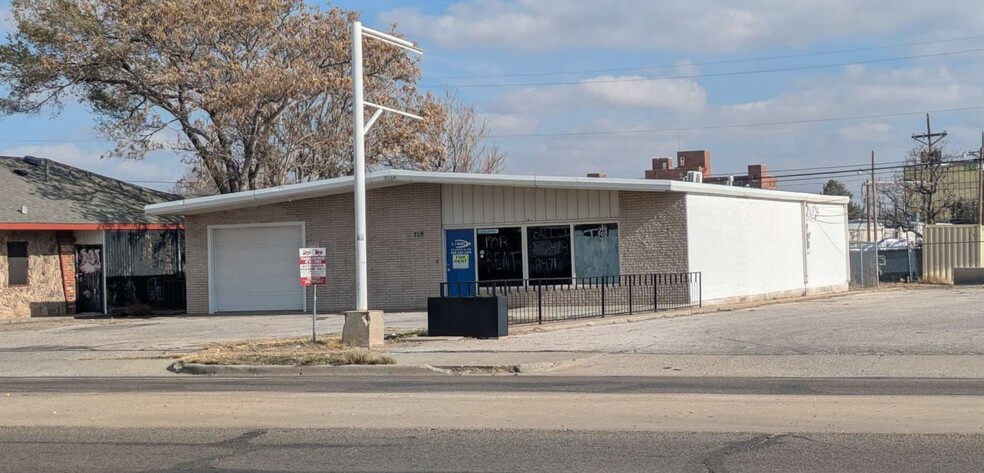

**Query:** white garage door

left=211, top=224, right=304, bottom=313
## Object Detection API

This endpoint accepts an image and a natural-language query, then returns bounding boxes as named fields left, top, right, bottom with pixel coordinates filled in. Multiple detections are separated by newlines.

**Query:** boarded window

left=476, top=227, right=523, bottom=282
left=7, top=242, right=28, bottom=286
left=574, top=223, right=619, bottom=280
left=527, top=225, right=572, bottom=281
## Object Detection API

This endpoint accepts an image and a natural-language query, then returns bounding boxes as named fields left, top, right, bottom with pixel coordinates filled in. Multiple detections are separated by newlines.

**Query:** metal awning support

left=363, top=108, right=383, bottom=135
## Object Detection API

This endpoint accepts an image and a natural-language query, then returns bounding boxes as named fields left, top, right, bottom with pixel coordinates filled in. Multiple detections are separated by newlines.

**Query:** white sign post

left=299, top=247, right=327, bottom=342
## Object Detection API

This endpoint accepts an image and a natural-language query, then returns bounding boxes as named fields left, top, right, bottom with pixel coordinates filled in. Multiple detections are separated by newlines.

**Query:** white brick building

left=146, top=170, right=850, bottom=314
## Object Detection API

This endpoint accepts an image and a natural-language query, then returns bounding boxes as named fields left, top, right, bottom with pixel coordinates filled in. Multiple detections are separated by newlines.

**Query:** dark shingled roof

left=0, top=156, right=182, bottom=225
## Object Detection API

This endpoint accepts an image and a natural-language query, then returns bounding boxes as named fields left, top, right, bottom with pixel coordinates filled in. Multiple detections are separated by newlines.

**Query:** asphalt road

left=5, top=375, right=984, bottom=396
left=2, top=427, right=983, bottom=473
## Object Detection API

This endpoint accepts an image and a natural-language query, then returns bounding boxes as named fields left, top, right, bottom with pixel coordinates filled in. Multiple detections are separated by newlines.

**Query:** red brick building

left=644, top=150, right=777, bottom=190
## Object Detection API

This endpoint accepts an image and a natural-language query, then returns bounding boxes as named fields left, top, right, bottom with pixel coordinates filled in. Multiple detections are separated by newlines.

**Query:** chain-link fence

left=850, top=241, right=922, bottom=287
left=849, top=242, right=879, bottom=287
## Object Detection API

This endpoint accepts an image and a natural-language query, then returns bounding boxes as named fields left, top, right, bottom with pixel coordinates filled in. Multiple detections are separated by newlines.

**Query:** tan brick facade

left=184, top=184, right=444, bottom=313
left=618, top=192, right=689, bottom=274
left=0, top=231, right=68, bottom=317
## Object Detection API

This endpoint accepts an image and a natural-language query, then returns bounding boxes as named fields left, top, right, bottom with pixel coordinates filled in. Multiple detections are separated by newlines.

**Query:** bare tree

left=0, top=0, right=442, bottom=193
left=878, top=143, right=957, bottom=232
left=384, top=90, right=506, bottom=174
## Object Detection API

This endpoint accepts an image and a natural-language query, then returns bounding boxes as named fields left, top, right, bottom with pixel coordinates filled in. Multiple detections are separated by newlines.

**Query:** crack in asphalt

left=859, top=353, right=884, bottom=374
left=703, top=335, right=811, bottom=355
left=154, top=429, right=268, bottom=472
left=139, top=429, right=420, bottom=473
left=700, top=433, right=819, bottom=473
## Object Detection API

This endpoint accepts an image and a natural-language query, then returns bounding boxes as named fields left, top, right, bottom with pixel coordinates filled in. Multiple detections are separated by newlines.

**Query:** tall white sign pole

left=351, top=21, right=369, bottom=312
left=349, top=21, right=423, bottom=314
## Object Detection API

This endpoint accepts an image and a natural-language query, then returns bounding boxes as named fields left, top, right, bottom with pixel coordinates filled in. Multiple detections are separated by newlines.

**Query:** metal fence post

left=537, top=282, right=543, bottom=325
left=653, top=273, right=658, bottom=311
left=601, top=279, right=606, bottom=317
left=628, top=275, right=634, bottom=315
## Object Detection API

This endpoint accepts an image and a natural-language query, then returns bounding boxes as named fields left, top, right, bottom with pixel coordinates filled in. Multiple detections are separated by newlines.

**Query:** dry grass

left=386, top=328, right=428, bottom=342
left=178, top=336, right=395, bottom=366
left=918, top=276, right=954, bottom=286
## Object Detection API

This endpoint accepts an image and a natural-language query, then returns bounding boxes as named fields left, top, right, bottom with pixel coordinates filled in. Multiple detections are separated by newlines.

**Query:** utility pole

left=910, top=113, right=948, bottom=225
left=979, top=132, right=984, bottom=225
left=872, top=150, right=880, bottom=287
left=911, top=113, right=947, bottom=161
left=866, top=179, right=872, bottom=242
left=871, top=150, right=877, bottom=243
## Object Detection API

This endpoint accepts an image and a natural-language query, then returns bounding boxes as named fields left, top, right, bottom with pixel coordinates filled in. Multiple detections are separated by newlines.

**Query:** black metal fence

left=439, top=272, right=701, bottom=325
left=106, top=274, right=187, bottom=311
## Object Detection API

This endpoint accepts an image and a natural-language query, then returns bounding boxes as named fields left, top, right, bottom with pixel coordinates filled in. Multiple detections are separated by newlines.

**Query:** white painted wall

left=686, top=194, right=847, bottom=302
left=804, top=203, right=849, bottom=289
left=442, top=184, right=619, bottom=226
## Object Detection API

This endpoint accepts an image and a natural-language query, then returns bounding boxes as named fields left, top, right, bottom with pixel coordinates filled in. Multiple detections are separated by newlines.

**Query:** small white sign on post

left=299, top=247, right=327, bottom=342
left=299, top=248, right=327, bottom=286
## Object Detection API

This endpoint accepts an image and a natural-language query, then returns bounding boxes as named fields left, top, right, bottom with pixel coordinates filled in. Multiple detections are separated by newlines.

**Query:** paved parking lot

left=392, top=286, right=984, bottom=355
left=2, top=286, right=983, bottom=365
left=0, top=312, right=427, bottom=362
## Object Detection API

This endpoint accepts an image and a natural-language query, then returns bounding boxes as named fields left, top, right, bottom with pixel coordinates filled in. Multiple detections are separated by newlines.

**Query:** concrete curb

left=167, top=361, right=449, bottom=376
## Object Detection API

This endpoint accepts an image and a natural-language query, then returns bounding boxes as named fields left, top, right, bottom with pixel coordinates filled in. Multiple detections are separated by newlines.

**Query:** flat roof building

left=147, top=170, right=849, bottom=314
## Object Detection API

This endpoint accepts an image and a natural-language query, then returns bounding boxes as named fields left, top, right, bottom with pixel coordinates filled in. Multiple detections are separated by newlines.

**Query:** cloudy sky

left=3, top=0, right=984, bottom=197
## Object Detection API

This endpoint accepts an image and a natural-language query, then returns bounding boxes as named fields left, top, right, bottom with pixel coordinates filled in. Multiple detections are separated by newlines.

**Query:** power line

left=423, top=34, right=984, bottom=82
left=707, top=159, right=913, bottom=178
left=429, top=47, right=984, bottom=89
left=488, top=105, right=984, bottom=138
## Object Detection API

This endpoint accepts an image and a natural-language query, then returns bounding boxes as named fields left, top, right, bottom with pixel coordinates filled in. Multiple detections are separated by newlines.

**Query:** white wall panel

left=687, top=195, right=818, bottom=301
left=442, top=185, right=620, bottom=226
left=805, top=203, right=849, bottom=288
left=923, top=224, right=984, bottom=282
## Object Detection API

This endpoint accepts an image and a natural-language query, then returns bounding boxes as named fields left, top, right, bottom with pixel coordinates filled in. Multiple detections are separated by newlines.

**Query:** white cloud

left=498, top=74, right=706, bottom=114
left=507, top=123, right=681, bottom=177
left=478, top=59, right=984, bottom=181
left=382, top=1, right=984, bottom=53
left=717, top=65, right=984, bottom=129
left=838, top=123, right=895, bottom=143
left=578, top=76, right=706, bottom=112
left=482, top=112, right=539, bottom=135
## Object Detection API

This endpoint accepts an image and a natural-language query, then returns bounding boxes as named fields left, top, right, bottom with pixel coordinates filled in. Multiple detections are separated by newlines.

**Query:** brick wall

left=57, top=234, right=76, bottom=315
left=618, top=192, right=689, bottom=274
left=184, top=184, right=444, bottom=313
left=0, top=230, right=68, bottom=317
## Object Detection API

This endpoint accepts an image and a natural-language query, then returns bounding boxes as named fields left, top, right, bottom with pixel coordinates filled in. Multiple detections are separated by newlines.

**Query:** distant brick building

left=645, top=150, right=712, bottom=180
left=644, top=150, right=777, bottom=190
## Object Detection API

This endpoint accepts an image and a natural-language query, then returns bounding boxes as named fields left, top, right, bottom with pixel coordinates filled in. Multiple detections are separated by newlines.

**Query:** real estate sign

left=299, top=247, right=327, bottom=286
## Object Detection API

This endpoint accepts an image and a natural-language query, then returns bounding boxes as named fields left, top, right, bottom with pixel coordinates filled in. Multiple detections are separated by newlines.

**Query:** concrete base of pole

left=342, top=310, right=385, bottom=349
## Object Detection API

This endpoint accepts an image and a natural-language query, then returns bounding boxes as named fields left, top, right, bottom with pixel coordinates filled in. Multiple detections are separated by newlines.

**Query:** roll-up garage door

left=211, top=224, right=304, bottom=312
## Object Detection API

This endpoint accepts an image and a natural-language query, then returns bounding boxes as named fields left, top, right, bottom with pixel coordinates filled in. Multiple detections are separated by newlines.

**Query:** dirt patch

left=177, top=337, right=395, bottom=366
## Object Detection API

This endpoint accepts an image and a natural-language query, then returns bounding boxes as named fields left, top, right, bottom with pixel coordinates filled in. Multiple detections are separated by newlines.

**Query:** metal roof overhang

left=0, top=222, right=184, bottom=230
left=145, top=169, right=849, bottom=216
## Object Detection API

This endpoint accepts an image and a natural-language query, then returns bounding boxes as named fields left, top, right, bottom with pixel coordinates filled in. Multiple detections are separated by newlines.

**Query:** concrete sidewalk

left=5, top=286, right=984, bottom=378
